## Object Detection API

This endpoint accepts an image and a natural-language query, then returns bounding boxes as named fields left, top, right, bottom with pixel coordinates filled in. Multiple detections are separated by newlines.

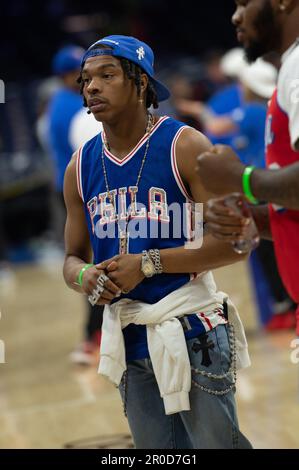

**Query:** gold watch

left=141, top=250, right=156, bottom=278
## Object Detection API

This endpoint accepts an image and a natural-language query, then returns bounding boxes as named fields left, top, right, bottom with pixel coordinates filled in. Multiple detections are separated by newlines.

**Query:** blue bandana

left=81, top=35, right=170, bottom=102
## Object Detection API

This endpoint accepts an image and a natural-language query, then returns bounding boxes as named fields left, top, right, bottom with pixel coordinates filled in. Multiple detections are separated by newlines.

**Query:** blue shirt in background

left=207, top=83, right=243, bottom=146
left=230, top=102, right=267, bottom=168
left=48, top=88, right=83, bottom=192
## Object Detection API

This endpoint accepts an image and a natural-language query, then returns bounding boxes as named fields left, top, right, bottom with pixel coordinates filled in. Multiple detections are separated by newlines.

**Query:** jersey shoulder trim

left=170, top=126, right=194, bottom=201
left=76, top=145, right=84, bottom=202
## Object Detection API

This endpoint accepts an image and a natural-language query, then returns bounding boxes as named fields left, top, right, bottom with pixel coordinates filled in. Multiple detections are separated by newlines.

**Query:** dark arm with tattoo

left=251, top=163, right=299, bottom=210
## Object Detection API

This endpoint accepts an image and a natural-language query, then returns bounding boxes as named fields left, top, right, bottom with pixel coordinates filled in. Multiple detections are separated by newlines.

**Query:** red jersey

left=265, top=89, right=299, bottom=305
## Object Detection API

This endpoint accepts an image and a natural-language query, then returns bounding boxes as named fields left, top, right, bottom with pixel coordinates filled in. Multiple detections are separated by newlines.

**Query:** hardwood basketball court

left=0, top=260, right=298, bottom=448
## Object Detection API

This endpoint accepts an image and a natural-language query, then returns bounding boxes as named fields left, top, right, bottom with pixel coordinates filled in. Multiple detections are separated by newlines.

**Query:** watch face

left=143, top=261, right=155, bottom=276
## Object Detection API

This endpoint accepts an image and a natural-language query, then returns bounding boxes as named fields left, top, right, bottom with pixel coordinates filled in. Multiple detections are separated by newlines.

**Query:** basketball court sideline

left=0, top=260, right=298, bottom=449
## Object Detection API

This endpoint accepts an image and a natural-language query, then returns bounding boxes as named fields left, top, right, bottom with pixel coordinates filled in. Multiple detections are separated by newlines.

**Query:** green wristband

left=77, top=264, right=94, bottom=287
left=242, top=166, right=259, bottom=205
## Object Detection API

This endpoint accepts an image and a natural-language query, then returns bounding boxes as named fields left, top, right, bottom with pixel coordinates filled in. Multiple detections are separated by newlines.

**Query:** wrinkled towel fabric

left=98, top=274, right=250, bottom=415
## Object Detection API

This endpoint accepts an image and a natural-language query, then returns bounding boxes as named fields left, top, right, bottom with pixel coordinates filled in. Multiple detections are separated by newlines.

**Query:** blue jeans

left=119, top=324, right=252, bottom=449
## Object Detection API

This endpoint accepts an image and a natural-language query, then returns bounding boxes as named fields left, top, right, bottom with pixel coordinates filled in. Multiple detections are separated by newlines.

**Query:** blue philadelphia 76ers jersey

left=77, top=116, right=207, bottom=360
left=77, top=116, right=198, bottom=303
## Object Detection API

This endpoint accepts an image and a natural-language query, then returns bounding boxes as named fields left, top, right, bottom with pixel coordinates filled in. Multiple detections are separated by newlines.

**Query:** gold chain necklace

left=101, top=113, right=154, bottom=254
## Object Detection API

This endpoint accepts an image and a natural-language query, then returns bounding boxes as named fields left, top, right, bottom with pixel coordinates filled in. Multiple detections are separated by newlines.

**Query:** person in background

left=175, top=48, right=247, bottom=147
left=196, top=0, right=299, bottom=338
left=208, top=48, right=247, bottom=117
left=47, top=45, right=103, bottom=365
left=36, top=77, right=61, bottom=156
left=156, top=74, right=201, bottom=129
left=69, top=107, right=102, bottom=152
left=48, top=45, right=85, bottom=209
left=204, top=48, right=247, bottom=147
left=177, top=58, right=296, bottom=330
left=199, top=49, right=229, bottom=101
left=177, top=59, right=277, bottom=167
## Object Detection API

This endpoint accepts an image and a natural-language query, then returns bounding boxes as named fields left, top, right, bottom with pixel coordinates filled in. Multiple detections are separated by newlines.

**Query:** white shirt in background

left=69, top=108, right=102, bottom=151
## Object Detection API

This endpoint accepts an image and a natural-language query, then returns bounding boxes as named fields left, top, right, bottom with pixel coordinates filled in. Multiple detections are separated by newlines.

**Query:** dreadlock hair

left=77, top=48, right=159, bottom=112
left=119, top=58, right=159, bottom=109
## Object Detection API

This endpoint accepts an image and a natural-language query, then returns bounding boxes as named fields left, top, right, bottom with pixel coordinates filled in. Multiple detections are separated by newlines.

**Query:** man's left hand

left=205, top=196, right=252, bottom=242
left=96, top=254, right=145, bottom=294
left=196, top=145, right=245, bottom=195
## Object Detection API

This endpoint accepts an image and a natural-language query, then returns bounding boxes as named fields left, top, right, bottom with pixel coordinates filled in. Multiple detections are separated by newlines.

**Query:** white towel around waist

left=98, top=274, right=250, bottom=415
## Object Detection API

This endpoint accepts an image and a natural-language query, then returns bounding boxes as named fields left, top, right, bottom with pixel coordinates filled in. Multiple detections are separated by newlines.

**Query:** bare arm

left=203, top=116, right=237, bottom=137
left=175, top=99, right=237, bottom=136
left=251, top=164, right=299, bottom=210
left=63, top=152, right=120, bottom=303
left=197, top=106, right=237, bottom=136
left=63, top=152, right=93, bottom=292
left=196, top=145, right=299, bottom=210
left=159, top=128, right=248, bottom=274
left=159, top=233, right=247, bottom=274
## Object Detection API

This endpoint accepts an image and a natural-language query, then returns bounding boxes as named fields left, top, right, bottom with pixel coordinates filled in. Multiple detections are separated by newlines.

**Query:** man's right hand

left=81, top=266, right=122, bottom=305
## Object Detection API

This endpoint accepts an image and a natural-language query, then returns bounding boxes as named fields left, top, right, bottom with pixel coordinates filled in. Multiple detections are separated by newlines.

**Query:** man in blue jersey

left=62, top=35, right=252, bottom=449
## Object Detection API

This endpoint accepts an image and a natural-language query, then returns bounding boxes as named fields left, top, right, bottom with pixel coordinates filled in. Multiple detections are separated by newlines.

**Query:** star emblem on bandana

left=136, top=46, right=145, bottom=60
